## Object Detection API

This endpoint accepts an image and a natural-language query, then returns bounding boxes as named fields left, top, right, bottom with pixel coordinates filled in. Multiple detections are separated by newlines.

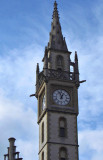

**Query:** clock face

left=53, top=89, right=70, bottom=106
left=42, top=94, right=46, bottom=110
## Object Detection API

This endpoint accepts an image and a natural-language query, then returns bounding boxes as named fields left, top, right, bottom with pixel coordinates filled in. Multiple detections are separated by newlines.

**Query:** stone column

left=8, top=137, right=16, bottom=160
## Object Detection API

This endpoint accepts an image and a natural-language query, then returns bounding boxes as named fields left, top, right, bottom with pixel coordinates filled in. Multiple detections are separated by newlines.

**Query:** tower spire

left=48, top=1, right=68, bottom=51
left=53, top=1, right=59, bottom=19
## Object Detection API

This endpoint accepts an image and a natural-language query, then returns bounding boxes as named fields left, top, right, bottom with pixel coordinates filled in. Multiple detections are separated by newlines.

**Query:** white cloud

left=0, top=44, right=43, bottom=160
left=79, top=129, right=103, bottom=160
left=16, top=139, right=38, bottom=160
left=0, top=44, right=44, bottom=106
left=0, top=86, right=39, bottom=160
left=1, top=1, right=103, bottom=160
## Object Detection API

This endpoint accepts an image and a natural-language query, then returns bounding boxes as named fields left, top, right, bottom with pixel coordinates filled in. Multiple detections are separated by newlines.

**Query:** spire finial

left=54, top=1, right=57, bottom=8
left=53, top=0, right=59, bottom=19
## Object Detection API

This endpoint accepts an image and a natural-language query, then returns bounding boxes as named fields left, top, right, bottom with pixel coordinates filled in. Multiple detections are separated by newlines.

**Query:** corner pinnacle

left=75, top=51, right=78, bottom=61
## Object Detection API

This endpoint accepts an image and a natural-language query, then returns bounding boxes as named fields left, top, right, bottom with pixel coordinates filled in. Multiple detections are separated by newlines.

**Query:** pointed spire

left=36, top=63, right=39, bottom=73
left=48, top=1, right=68, bottom=51
left=53, top=1, right=59, bottom=19
left=36, top=63, right=39, bottom=83
left=75, top=51, right=78, bottom=61
left=44, top=47, right=48, bottom=69
left=74, top=51, right=79, bottom=81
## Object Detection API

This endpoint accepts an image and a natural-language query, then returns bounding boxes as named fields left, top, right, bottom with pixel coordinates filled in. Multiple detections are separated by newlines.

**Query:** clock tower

left=33, top=1, right=84, bottom=160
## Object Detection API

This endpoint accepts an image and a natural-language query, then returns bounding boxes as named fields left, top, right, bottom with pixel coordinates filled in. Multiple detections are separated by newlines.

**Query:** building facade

left=34, top=1, right=82, bottom=160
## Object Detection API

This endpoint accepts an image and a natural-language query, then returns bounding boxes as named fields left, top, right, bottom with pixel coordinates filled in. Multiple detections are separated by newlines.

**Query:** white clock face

left=42, top=94, right=46, bottom=110
left=53, top=89, right=70, bottom=106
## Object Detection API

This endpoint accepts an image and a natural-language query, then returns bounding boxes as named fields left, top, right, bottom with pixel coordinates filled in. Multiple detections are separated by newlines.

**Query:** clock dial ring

left=53, top=89, right=70, bottom=106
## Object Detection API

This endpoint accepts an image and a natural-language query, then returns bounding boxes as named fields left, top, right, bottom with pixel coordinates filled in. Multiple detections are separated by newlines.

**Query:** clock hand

left=60, top=93, right=64, bottom=99
left=58, top=91, right=62, bottom=97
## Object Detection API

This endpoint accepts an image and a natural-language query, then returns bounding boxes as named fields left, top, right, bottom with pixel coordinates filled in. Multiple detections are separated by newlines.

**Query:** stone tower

left=33, top=1, right=84, bottom=160
left=4, top=137, right=23, bottom=160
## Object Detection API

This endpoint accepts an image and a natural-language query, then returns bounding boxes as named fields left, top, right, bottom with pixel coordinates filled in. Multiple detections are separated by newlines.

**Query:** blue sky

left=0, top=0, right=103, bottom=160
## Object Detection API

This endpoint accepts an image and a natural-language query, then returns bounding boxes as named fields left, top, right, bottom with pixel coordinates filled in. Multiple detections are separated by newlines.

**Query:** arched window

left=42, top=94, right=46, bottom=111
left=59, top=147, right=67, bottom=160
left=56, top=55, right=63, bottom=70
left=42, top=152, right=44, bottom=160
left=59, top=118, right=66, bottom=137
left=42, top=122, right=44, bottom=143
